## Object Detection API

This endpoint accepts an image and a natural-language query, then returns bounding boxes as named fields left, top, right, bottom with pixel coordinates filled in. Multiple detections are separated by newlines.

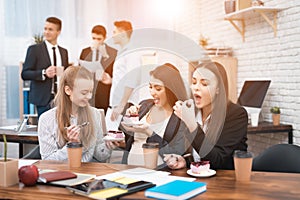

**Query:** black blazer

left=121, top=99, right=187, bottom=164
left=79, top=45, right=117, bottom=112
left=186, top=102, right=248, bottom=169
left=21, top=42, right=68, bottom=106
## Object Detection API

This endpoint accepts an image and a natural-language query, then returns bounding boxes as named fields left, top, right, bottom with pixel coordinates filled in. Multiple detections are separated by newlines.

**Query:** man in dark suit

left=79, top=25, right=117, bottom=113
left=21, top=17, right=69, bottom=118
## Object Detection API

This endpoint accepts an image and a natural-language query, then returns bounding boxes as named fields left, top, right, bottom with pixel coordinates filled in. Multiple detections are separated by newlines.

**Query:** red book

left=39, top=171, right=77, bottom=183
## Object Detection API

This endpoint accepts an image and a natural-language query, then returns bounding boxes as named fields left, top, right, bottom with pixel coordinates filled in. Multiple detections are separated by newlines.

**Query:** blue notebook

left=145, top=180, right=206, bottom=200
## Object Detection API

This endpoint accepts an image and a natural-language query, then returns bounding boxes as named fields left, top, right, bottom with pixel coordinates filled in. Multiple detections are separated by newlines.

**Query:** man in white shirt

left=108, top=20, right=142, bottom=120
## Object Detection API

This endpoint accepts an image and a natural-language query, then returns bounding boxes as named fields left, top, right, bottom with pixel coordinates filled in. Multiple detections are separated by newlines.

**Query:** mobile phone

left=67, top=179, right=155, bottom=195
left=67, top=179, right=121, bottom=195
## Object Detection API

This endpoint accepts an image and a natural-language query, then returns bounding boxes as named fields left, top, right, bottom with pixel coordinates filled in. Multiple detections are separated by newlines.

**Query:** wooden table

left=1, top=160, right=299, bottom=199
left=0, top=128, right=38, bottom=158
left=247, top=121, right=293, bottom=144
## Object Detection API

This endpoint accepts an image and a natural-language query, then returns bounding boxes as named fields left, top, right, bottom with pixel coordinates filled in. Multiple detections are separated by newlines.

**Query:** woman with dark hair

left=165, top=62, right=248, bottom=170
left=120, top=63, right=188, bottom=167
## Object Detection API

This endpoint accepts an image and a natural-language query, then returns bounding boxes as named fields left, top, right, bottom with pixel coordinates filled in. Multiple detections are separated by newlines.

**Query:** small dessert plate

left=103, top=135, right=125, bottom=142
left=122, top=121, right=144, bottom=127
left=187, top=169, right=216, bottom=178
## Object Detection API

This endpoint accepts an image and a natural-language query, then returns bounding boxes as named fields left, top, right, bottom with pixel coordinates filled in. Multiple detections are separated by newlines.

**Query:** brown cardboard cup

left=67, top=142, right=83, bottom=168
left=233, top=150, right=253, bottom=181
left=142, top=143, right=159, bottom=169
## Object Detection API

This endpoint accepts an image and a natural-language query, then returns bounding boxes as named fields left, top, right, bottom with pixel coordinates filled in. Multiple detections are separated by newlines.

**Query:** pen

left=64, top=122, right=89, bottom=130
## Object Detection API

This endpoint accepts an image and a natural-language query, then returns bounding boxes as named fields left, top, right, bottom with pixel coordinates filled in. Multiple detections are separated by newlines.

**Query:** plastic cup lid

left=142, top=142, right=159, bottom=149
left=234, top=150, right=253, bottom=158
left=67, top=142, right=83, bottom=148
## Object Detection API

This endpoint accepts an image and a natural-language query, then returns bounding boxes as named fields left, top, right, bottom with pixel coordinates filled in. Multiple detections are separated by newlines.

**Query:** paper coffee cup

left=67, top=142, right=83, bottom=168
left=142, top=143, right=159, bottom=169
left=56, top=66, right=64, bottom=77
left=233, top=150, right=253, bottom=181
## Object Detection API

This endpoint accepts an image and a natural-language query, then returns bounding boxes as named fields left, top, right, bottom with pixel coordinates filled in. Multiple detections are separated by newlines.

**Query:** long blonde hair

left=54, top=66, right=95, bottom=148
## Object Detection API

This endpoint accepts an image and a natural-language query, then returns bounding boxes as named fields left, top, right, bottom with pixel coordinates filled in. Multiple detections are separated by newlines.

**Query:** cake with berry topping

left=123, top=105, right=140, bottom=123
left=107, top=131, right=124, bottom=138
left=190, top=161, right=210, bottom=174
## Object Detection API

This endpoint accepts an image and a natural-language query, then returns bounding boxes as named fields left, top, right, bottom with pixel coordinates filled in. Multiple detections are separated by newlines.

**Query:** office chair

left=22, top=145, right=41, bottom=159
left=252, top=144, right=300, bottom=173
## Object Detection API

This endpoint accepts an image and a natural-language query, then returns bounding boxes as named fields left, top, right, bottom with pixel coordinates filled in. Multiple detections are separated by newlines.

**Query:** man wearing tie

left=21, top=17, right=69, bottom=118
left=79, top=25, right=117, bottom=113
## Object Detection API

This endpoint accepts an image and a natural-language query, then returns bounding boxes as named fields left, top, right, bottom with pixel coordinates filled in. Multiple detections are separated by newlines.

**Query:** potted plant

left=0, top=134, right=19, bottom=187
left=33, top=33, right=44, bottom=44
left=270, top=106, right=280, bottom=126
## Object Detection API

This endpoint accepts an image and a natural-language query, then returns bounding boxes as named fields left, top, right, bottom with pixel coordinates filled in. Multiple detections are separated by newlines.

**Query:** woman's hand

left=121, top=122, right=153, bottom=137
left=173, top=99, right=197, bottom=132
left=66, top=125, right=81, bottom=143
left=105, top=141, right=122, bottom=150
left=163, top=154, right=187, bottom=169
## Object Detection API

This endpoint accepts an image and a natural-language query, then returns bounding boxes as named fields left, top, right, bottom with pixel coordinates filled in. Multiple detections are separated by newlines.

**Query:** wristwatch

left=42, top=69, right=47, bottom=80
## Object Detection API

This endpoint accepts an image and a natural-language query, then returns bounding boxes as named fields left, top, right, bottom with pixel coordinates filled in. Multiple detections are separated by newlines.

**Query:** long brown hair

left=54, top=66, right=95, bottom=147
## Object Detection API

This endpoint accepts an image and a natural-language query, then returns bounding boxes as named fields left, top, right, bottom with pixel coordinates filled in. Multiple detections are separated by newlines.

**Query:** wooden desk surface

left=1, top=160, right=299, bottom=200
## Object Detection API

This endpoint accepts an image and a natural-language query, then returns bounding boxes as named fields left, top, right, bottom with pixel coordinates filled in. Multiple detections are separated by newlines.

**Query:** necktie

left=96, top=49, right=99, bottom=61
left=52, top=47, right=57, bottom=93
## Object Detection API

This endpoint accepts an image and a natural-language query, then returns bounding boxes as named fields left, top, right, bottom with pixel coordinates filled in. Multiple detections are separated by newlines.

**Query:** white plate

left=122, top=121, right=144, bottom=127
left=103, top=135, right=125, bottom=141
left=187, top=169, right=216, bottom=178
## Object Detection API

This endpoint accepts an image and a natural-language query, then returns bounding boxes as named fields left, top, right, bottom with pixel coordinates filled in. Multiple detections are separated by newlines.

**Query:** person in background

left=107, top=20, right=142, bottom=121
left=38, top=66, right=113, bottom=162
left=21, top=16, right=69, bottom=118
left=79, top=25, right=117, bottom=113
left=164, top=62, right=248, bottom=170
left=120, top=63, right=188, bottom=167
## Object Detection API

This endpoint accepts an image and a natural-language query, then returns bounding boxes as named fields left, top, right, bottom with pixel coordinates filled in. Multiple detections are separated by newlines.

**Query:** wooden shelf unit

left=224, top=6, right=284, bottom=42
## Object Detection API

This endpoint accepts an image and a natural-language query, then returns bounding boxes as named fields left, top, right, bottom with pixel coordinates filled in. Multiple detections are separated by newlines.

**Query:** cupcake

left=190, top=161, right=210, bottom=174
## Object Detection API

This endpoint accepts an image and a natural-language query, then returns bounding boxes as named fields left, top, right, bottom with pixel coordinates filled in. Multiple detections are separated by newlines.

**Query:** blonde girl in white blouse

left=38, top=66, right=113, bottom=162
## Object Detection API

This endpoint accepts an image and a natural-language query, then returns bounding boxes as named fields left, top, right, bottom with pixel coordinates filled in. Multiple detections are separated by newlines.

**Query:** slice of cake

left=107, top=131, right=124, bottom=139
left=123, top=105, right=140, bottom=123
left=190, top=161, right=210, bottom=174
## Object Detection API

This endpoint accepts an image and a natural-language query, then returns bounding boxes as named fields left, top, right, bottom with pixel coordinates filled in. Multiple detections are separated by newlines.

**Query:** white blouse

left=127, top=113, right=170, bottom=166
left=38, top=107, right=111, bottom=162
left=192, top=111, right=211, bottom=161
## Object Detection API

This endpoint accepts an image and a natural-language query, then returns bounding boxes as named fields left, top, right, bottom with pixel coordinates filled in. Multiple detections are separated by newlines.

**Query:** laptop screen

left=237, top=80, right=271, bottom=108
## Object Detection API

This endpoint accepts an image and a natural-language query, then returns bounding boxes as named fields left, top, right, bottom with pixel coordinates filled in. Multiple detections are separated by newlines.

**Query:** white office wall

left=185, top=0, right=300, bottom=154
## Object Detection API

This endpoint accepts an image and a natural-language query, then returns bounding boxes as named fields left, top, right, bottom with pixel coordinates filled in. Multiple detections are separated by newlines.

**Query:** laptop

left=237, top=80, right=271, bottom=108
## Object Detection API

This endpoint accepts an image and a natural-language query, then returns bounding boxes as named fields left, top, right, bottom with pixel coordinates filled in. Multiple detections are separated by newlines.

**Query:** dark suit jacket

left=186, top=102, right=248, bottom=170
left=121, top=99, right=186, bottom=164
left=79, top=45, right=117, bottom=112
left=21, top=42, right=68, bottom=106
